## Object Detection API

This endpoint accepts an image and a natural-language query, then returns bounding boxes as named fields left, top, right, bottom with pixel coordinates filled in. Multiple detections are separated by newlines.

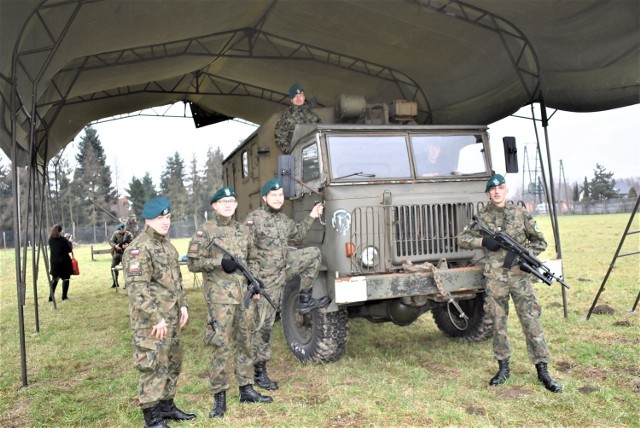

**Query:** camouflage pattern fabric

left=123, top=225, right=188, bottom=408
left=186, top=213, right=256, bottom=393
left=110, top=229, right=133, bottom=268
left=245, top=206, right=320, bottom=363
left=458, top=202, right=550, bottom=364
left=274, top=104, right=320, bottom=153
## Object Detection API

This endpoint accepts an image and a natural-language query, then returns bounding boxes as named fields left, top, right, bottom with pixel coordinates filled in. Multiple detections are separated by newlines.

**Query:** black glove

left=482, top=236, right=502, bottom=252
left=221, top=257, right=237, bottom=273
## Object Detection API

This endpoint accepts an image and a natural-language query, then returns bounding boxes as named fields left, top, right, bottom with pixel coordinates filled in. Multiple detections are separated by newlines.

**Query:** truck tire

left=281, top=279, right=349, bottom=363
left=432, top=292, right=492, bottom=342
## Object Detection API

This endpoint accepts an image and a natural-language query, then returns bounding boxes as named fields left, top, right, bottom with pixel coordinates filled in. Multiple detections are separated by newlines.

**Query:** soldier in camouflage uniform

left=245, top=178, right=331, bottom=390
left=110, top=223, right=134, bottom=288
left=187, top=186, right=273, bottom=419
left=123, top=196, right=196, bottom=428
left=274, top=83, right=320, bottom=153
left=458, top=174, right=562, bottom=393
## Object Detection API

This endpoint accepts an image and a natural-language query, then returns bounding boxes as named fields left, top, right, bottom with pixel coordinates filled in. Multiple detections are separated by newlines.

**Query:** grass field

left=0, top=213, right=638, bottom=427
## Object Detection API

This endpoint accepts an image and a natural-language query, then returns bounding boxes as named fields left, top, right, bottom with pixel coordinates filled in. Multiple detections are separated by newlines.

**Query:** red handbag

left=71, top=256, right=80, bottom=275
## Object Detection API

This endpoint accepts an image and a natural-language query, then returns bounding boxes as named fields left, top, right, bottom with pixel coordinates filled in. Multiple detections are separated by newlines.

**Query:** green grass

left=1, top=213, right=639, bottom=427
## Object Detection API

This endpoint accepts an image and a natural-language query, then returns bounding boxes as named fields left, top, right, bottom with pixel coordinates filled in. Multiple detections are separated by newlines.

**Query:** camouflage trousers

left=485, top=272, right=549, bottom=364
left=206, top=302, right=255, bottom=394
left=253, top=247, right=321, bottom=363
left=132, top=326, right=183, bottom=408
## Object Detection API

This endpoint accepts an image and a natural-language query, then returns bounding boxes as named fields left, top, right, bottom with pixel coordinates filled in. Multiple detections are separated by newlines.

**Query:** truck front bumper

left=333, top=266, right=484, bottom=304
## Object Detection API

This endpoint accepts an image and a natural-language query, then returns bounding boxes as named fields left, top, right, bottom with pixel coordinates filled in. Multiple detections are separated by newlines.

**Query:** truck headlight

left=360, top=246, right=379, bottom=268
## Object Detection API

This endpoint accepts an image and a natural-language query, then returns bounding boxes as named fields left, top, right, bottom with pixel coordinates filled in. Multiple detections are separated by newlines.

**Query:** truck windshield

left=411, top=134, right=488, bottom=177
left=327, top=135, right=412, bottom=180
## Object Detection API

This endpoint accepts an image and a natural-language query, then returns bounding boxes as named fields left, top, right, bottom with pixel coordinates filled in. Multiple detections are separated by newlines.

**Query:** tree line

left=0, top=125, right=224, bottom=231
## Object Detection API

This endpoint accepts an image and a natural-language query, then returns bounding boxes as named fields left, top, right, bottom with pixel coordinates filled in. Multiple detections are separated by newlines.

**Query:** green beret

left=117, top=223, right=125, bottom=230
left=288, top=83, right=304, bottom=99
left=210, top=186, right=236, bottom=204
left=141, top=196, right=171, bottom=219
left=261, top=178, right=282, bottom=196
left=485, top=174, right=506, bottom=192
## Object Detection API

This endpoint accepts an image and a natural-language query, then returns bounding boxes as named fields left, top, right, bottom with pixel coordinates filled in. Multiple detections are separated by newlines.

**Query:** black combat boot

left=254, top=361, right=278, bottom=390
left=535, top=362, right=562, bottom=392
left=209, top=391, right=226, bottom=418
left=158, top=399, right=196, bottom=421
left=239, top=384, right=273, bottom=403
left=61, top=280, right=70, bottom=300
left=142, top=404, right=169, bottom=428
left=48, top=279, right=59, bottom=302
left=489, top=358, right=510, bottom=386
left=297, top=289, right=331, bottom=315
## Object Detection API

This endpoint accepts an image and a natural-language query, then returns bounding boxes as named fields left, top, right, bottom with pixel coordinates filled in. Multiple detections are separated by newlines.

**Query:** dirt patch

left=0, top=393, right=32, bottom=428
left=591, top=305, right=615, bottom=315
left=613, top=320, right=631, bottom=327
left=197, top=371, right=208, bottom=379
left=466, top=405, right=486, bottom=416
left=557, top=360, right=576, bottom=373
left=581, top=367, right=608, bottom=381
left=578, top=385, right=598, bottom=394
left=577, top=278, right=592, bottom=282
left=633, top=381, right=640, bottom=393
left=494, top=385, right=533, bottom=399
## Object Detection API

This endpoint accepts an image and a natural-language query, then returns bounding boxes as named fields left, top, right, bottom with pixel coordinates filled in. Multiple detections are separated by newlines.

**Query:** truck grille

left=349, top=203, right=476, bottom=274
left=393, top=203, right=476, bottom=260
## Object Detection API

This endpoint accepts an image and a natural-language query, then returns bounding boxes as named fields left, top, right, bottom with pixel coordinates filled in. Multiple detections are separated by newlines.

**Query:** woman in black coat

left=48, top=224, right=73, bottom=301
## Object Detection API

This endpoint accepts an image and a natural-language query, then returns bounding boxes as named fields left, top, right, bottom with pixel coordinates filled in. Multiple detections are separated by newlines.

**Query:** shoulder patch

left=129, top=248, right=140, bottom=256
left=534, top=223, right=542, bottom=232
left=127, top=262, right=141, bottom=276
left=196, top=230, right=204, bottom=237
left=188, top=243, right=199, bottom=254
left=246, top=219, right=254, bottom=226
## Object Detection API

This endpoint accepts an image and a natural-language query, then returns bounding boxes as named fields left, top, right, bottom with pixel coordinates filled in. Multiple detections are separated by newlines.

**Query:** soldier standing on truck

left=458, top=174, right=562, bottom=393
left=274, top=83, right=320, bottom=153
left=187, top=186, right=273, bottom=419
left=246, top=178, right=330, bottom=390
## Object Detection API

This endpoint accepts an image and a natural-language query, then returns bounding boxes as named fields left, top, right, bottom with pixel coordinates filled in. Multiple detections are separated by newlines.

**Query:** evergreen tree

left=0, top=160, right=12, bottom=229
left=160, top=152, right=188, bottom=221
left=185, top=154, right=205, bottom=222
left=589, top=163, right=618, bottom=201
left=71, top=125, right=116, bottom=227
left=572, top=182, right=580, bottom=202
left=582, top=177, right=590, bottom=201
left=628, top=187, right=638, bottom=200
left=202, top=147, right=224, bottom=209
left=48, top=153, right=72, bottom=227
left=126, top=173, right=157, bottom=216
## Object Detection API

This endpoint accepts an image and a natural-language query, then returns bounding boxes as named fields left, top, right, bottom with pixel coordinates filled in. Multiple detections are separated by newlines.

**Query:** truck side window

left=302, top=143, right=320, bottom=181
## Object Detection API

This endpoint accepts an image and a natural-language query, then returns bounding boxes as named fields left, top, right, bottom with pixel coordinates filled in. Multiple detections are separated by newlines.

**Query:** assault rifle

left=472, top=216, right=570, bottom=289
left=205, top=240, right=278, bottom=309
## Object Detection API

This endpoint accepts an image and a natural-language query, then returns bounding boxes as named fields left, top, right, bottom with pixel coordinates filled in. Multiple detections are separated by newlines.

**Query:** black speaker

left=189, top=102, right=232, bottom=128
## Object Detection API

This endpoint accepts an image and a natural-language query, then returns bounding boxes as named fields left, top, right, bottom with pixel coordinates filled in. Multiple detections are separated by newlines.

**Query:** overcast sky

left=2, top=103, right=638, bottom=197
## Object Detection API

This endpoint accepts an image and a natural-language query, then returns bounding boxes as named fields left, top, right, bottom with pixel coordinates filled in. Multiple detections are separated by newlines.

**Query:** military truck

left=222, top=95, right=518, bottom=363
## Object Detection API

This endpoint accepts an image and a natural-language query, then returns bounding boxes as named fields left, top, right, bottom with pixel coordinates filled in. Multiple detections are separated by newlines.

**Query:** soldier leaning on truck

left=245, top=178, right=330, bottom=390
left=123, top=196, right=196, bottom=428
left=458, top=174, right=562, bottom=393
left=187, top=186, right=273, bottom=419
left=274, top=83, right=320, bottom=153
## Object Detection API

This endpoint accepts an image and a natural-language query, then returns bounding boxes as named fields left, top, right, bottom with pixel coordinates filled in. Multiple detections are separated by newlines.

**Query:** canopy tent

left=1, top=0, right=639, bottom=387
left=2, top=0, right=638, bottom=165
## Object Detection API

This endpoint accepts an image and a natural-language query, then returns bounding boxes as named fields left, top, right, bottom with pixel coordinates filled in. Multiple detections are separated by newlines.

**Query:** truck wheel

left=281, top=279, right=349, bottom=363
left=432, top=292, right=492, bottom=342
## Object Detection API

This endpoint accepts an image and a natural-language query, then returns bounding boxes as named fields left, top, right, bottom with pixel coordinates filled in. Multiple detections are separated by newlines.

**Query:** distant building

left=111, top=197, right=130, bottom=220
left=615, top=182, right=631, bottom=198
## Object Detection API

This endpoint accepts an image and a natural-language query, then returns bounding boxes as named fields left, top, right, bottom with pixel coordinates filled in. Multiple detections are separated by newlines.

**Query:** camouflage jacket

left=245, top=206, right=315, bottom=286
left=110, top=230, right=134, bottom=254
left=458, top=202, right=547, bottom=279
left=274, top=104, right=320, bottom=153
left=123, top=225, right=188, bottom=330
left=187, top=213, right=254, bottom=304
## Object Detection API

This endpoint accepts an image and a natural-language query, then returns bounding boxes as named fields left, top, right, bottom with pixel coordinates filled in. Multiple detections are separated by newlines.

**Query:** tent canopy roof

left=1, top=0, right=638, bottom=165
